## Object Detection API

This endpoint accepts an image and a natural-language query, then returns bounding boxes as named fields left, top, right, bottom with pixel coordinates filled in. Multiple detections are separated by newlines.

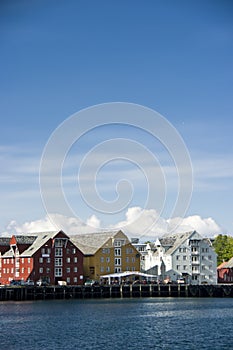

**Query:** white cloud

left=169, top=215, right=223, bottom=237
left=1, top=207, right=223, bottom=240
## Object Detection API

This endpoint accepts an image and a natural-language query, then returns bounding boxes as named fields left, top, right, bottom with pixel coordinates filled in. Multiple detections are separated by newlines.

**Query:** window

left=47, top=248, right=51, bottom=254
left=114, top=248, right=121, bottom=256
left=22, top=268, right=24, bottom=273
left=183, top=265, right=187, bottom=270
left=115, top=258, right=121, bottom=266
left=100, top=266, right=104, bottom=273
left=126, top=248, right=133, bottom=254
left=39, top=268, right=43, bottom=273
left=126, top=257, right=129, bottom=263
left=66, top=267, right=70, bottom=273
left=55, top=239, right=63, bottom=247
left=46, top=268, right=50, bottom=273
left=100, top=257, right=104, bottom=263
left=28, top=267, right=30, bottom=273
left=55, top=268, right=62, bottom=277
left=114, top=240, right=122, bottom=247
left=47, top=258, right=50, bottom=263
left=106, top=266, right=110, bottom=272
left=41, top=248, right=45, bottom=254
left=66, top=257, right=70, bottom=263
left=132, top=257, right=135, bottom=263
left=74, top=257, right=78, bottom=263
left=55, top=248, right=62, bottom=257
left=74, top=267, right=78, bottom=273
left=22, top=258, right=24, bottom=263
left=28, top=258, right=31, bottom=263
left=102, top=248, right=110, bottom=254
left=176, top=265, right=180, bottom=270
left=131, top=267, right=135, bottom=271
left=66, top=248, right=70, bottom=254
left=176, top=255, right=180, bottom=260
left=106, top=257, right=110, bottom=263
left=39, top=257, right=43, bottom=263
left=183, top=256, right=187, bottom=260
left=115, top=267, right=121, bottom=273
left=55, top=258, right=62, bottom=266
left=67, top=277, right=70, bottom=284
left=74, top=277, right=77, bottom=283
left=72, top=248, right=76, bottom=254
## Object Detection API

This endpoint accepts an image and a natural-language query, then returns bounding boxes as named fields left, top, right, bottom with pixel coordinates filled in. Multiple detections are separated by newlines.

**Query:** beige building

left=71, top=230, right=140, bottom=281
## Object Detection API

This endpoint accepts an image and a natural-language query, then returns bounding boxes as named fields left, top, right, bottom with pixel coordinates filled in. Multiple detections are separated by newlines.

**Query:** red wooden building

left=0, top=230, right=84, bottom=285
left=217, top=257, right=233, bottom=283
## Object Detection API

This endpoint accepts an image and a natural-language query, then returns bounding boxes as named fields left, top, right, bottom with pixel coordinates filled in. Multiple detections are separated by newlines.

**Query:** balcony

left=191, top=261, right=200, bottom=265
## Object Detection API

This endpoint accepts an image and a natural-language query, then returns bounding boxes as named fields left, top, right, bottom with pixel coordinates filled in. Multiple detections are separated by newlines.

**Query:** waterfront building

left=0, top=230, right=84, bottom=285
left=133, top=231, right=217, bottom=284
left=217, top=257, right=233, bottom=283
left=71, top=230, right=140, bottom=281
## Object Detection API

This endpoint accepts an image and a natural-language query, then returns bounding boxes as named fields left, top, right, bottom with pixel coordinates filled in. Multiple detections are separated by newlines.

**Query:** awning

left=100, top=271, right=157, bottom=279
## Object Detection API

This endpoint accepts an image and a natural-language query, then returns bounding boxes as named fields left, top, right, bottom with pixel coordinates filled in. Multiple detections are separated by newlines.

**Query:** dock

left=0, top=284, right=233, bottom=301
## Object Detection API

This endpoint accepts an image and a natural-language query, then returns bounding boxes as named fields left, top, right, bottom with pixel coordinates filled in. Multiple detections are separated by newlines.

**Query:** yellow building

left=71, top=230, right=140, bottom=281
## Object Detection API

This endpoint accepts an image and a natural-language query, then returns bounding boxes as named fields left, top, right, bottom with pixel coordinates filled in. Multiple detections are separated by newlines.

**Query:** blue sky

left=0, top=0, right=233, bottom=237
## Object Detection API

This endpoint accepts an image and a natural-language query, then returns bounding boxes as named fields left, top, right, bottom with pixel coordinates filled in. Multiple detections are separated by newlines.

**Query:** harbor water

left=0, top=298, right=232, bottom=350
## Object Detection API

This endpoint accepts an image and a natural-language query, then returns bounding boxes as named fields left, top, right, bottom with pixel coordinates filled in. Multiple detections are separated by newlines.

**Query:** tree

left=213, top=234, right=233, bottom=266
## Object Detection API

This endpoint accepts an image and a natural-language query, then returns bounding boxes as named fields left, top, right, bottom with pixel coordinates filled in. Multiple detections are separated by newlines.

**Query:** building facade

left=71, top=230, right=141, bottom=281
left=217, top=257, right=233, bottom=283
left=0, top=231, right=84, bottom=285
left=133, top=231, right=217, bottom=285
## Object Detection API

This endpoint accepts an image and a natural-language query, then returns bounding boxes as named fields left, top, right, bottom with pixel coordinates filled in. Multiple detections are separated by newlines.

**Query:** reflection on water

left=0, top=298, right=232, bottom=350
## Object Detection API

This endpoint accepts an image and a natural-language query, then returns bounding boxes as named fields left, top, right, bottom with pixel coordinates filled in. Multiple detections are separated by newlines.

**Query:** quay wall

left=0, top=284, right=233, bottom=301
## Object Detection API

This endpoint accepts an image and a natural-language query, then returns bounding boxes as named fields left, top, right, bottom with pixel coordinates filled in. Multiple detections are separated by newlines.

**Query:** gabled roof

left=11, top=235, right=37, bottom=245
left=221, top=257, right=233, bottom=269
left=160, top=231, right=200, bottom=255
left=217, top=261, right=227, bottom=269
left=21, top=231, right=67, bottom=257
left=70, top=230, right=126, bottom=255
left=0, top=237, right=11, bottom=246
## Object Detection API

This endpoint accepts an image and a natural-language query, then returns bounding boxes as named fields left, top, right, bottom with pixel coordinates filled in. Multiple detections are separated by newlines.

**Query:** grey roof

left=21, top=231, right=63, bottom=257
left=13, top=235, right=37, bottom=245
left=0, top=237, right=11, bottom=246
left=70, top=231, right=122, bottom=255
left=1, top=231, right=68, bottom=258
left=160, top=231, right=198, bottom=255
left=2, top=249, right=13, bottom=257
left=224, top=257, right=233, bottom=268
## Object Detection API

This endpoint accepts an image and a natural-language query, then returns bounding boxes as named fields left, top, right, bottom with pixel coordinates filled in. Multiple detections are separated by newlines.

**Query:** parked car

left=25, top=279, right=34, bottom=286
left=84, top=279, right=99, bottom=286
left=10, top=280, right=21, bottom=286
left=36, top=279, right=49, bottom=286
left=177, top=278, right=185, bottom=284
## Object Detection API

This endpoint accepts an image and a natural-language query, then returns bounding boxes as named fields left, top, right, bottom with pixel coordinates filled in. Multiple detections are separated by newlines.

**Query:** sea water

left=0, top=298, right=232, bottom=350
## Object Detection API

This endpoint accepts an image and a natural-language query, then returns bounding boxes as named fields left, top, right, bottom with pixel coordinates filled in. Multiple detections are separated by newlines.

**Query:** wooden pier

left=0, top=284, right=233, bottom=301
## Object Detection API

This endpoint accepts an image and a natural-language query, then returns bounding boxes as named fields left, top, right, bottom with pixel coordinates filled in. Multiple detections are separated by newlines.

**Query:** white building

left=133, top=231, right=217, bottom=285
